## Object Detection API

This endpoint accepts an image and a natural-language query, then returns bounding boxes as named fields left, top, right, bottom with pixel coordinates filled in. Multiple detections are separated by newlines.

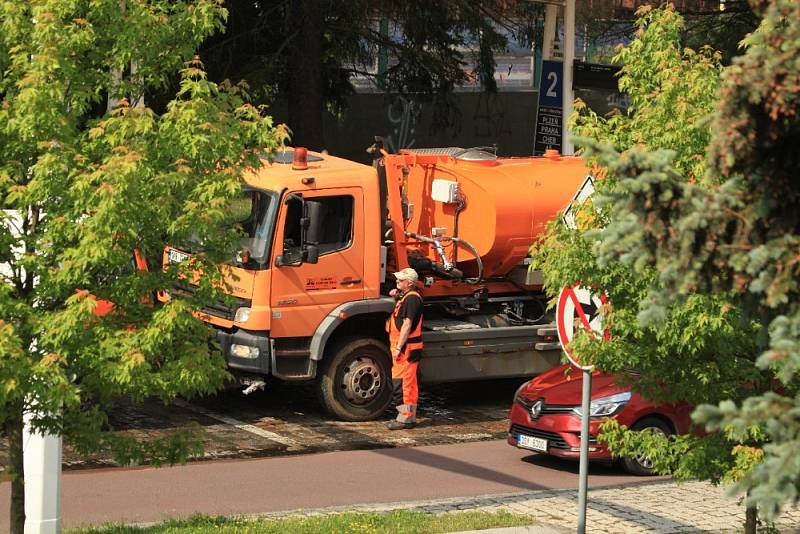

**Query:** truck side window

left=281, top=195, right=354, bottom=256
left=317, top=196, right=353, bottom=254
left=283, top=196, right=303, bottom=250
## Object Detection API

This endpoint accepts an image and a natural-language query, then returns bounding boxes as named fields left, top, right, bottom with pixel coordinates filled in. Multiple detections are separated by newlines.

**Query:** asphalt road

left=0, top=439, right=650, bottom=530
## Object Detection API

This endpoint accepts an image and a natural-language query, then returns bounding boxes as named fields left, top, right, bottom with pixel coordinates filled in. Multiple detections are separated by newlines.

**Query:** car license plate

left=168, top=249, right=189, bottom=264
left=516, top=434, right=547, bottom=452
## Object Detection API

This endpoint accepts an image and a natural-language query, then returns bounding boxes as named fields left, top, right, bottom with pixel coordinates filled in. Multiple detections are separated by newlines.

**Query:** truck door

left=270, top=188, right=364, bottom=338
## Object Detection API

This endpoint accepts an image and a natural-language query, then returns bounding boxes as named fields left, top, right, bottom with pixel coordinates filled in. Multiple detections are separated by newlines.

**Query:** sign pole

left=23, top=408, right=62, bottom=534
left=577, top=366, right=592, bottom=534
left=556, top=284, right=609, bottom=534
left=542, top=4, right=558, bottom=61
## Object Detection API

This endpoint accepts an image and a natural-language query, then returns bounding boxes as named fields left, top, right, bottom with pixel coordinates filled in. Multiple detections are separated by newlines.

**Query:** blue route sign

left=534, top=60, right=563, bottom=155
left=539, top=60, right=563, bottom=107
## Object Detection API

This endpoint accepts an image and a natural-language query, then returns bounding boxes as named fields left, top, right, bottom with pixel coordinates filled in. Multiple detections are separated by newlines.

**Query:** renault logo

left=530, top=399, right=544, bottom=419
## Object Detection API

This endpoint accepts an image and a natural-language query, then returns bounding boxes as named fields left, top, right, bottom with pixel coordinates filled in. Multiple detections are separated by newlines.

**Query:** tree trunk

left=286, top=0, right=326, bottom=151
left=6, top=410, right=25, bottom=534
left=744, top=503, right=757, bottom=534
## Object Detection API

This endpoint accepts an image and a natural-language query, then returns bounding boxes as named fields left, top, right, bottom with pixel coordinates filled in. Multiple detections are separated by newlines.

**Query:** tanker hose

left=406, top=231, right=482, bottom=284
left=452, top=196, right=465, bottom=264
left=408, top=256, right=463, bottom=281
left=404, top=231, right=453, bottom=271
left=451, top=237, right=483, bottom=285
left=405, top=230, right=434, bottom=244
left=431, top=263, right=463, bottom=280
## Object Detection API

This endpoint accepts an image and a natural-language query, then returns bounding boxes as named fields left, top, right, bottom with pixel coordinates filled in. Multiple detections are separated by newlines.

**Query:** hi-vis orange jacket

left=387, top=289, right=423, bottom=358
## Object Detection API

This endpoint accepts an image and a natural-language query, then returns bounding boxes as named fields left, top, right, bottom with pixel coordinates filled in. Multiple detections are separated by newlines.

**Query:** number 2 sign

left=539, top=60, right=563, bottom=108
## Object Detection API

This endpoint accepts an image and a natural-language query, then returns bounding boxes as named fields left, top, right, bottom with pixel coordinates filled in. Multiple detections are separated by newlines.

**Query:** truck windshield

left=224, top=188, right=278, bottom=269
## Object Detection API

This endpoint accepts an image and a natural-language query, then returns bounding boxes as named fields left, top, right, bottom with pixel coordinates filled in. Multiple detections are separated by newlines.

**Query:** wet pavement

left=3, top=378, right=525, bottom=471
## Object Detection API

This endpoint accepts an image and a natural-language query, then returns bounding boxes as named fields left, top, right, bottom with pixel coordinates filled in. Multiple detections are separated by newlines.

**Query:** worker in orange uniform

left=386, top=267, right=424, bottom=430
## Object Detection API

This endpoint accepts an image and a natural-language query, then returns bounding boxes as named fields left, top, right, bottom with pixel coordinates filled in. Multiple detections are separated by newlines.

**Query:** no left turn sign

left=556, top=285, right=610, bottom=368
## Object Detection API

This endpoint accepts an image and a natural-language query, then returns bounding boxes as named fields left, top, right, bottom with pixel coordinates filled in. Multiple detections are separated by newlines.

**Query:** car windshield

left=223, top=188, right=278, bottom=268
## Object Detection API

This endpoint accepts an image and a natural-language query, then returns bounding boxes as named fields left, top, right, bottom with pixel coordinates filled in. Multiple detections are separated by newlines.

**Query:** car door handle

left=339, top=277, right=362, bottom=285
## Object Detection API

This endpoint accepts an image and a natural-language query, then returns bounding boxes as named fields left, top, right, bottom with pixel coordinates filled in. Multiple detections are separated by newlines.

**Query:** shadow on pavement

left=520, top=453, right=617, bottom=476
left=373, top=445, right=549, bottom=491
left=587, top=496, right=702, bottom=532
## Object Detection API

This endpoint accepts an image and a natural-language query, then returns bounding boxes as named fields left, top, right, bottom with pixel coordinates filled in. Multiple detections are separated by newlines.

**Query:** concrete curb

left=450, top=527, right=566, bottom=534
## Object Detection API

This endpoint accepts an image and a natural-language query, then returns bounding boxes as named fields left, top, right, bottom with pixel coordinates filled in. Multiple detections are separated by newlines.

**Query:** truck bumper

left=216, top=329, right=270, bottom=374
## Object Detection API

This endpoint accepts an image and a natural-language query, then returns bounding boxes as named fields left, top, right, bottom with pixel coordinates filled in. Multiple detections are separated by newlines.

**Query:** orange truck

left=163, top=142, right=590, bottom=421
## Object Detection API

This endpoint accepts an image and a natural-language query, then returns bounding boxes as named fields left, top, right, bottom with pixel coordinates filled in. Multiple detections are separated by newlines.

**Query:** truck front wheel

left=317, top=338, right=393, bottom=421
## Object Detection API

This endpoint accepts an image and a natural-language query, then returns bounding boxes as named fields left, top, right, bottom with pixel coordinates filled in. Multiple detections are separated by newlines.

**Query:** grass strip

left=70, top=509, right=535, bottom=533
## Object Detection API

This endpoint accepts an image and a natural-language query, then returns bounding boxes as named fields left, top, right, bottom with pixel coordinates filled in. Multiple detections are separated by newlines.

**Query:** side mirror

left=304, top=244, right=319, bottom=264
left=304, top=200, right=323, bottom=245
left=275, top=195, right=324, bottom=268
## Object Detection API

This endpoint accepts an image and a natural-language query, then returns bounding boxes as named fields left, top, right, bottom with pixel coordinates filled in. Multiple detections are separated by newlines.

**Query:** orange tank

left=399, top=148, right=589, bottom=279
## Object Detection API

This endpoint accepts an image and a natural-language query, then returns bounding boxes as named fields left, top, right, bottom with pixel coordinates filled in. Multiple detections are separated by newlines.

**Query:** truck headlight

left=572, top=391, right=631, bottom=418
left=230, top=344, right=259, bottom=359
left=234, top=307, right=251, bottom=323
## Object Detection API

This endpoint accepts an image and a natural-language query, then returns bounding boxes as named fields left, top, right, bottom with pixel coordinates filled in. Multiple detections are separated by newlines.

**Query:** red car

left=508, top=364, right=693, bottom=475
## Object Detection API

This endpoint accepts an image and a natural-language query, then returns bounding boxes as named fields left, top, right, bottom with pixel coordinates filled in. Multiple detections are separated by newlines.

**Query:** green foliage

left=571, top=5, right=723, bottom=183
left=599, top=417, right=767, bottom=485
left=549, top=0, right=800, bottom=521
left=532, top=3, right=800, bottom=522
left=0, top=0, right=287, bottom=493
left=534, top=6, right=750, bottom=405
left=599, top=418, right=734, bottom=483
left=69, top=510, right=534, bottom=534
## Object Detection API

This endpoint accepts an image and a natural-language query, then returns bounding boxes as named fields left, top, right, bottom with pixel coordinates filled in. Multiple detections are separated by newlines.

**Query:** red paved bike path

left=0, top=439, right=645, bottom=531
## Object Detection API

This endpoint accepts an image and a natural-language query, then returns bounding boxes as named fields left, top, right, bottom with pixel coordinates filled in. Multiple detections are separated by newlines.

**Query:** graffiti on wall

left=472, top=93, right=511, bottom=140
left=384, top=95, right=422, bottom=153
left=606, top=93, right=631, bottom=111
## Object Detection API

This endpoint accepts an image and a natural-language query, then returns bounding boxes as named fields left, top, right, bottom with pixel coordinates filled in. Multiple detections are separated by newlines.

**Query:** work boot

left=386, top=420, right=415, bottom=430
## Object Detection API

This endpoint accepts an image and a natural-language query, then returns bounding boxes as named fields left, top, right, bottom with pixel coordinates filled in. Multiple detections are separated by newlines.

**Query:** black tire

left=622, top=417, right=672, bottom=476
left=316, top=337, right=393, bottom=421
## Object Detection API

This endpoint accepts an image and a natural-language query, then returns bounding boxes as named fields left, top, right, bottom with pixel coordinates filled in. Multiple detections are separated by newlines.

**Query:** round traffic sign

left=556, top=285, right=610, bottom=368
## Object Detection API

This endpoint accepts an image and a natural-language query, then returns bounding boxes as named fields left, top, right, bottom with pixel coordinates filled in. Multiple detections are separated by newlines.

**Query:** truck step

left=535, top=342, right=562, bottom=351
left=535, top=324, right=558, bottom=337
left=274, top=349, right=311, bottom=357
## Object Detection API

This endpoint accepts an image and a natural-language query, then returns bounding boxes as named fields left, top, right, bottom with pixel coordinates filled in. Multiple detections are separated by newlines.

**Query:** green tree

left=198, top=0, right=540, bottom=150
left=0, top=1, right=286, bottom=531
left=577, top=0, right=759, bottom=65
left=589, top=0, right=800, bottom=528
left=533, top=4, right=789, bottom=531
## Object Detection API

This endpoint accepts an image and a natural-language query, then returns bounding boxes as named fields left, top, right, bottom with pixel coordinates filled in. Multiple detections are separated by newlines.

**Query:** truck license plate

left=168, top=249, right=188, bottom=264
left=517, top=434, right=547, bottom=452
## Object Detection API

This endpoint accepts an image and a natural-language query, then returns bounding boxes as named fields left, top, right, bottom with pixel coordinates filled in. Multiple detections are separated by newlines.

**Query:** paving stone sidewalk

left=251, top=479, right=800, bottom=533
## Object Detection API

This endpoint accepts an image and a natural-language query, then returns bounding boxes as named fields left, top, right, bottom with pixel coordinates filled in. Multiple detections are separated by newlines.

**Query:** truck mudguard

left=309, top=298, right=396, bottom=361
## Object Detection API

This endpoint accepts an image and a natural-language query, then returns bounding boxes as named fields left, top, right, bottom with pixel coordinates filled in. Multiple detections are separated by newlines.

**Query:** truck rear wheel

left=317, top=337, right=393, bottom=421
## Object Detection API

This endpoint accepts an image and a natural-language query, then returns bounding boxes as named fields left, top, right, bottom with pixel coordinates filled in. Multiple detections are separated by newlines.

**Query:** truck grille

left=171, top=283, right=251, bottom=322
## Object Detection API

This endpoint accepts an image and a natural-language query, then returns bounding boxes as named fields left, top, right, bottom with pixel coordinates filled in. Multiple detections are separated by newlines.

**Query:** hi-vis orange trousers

left=391, top=354, right=418, bottom=423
